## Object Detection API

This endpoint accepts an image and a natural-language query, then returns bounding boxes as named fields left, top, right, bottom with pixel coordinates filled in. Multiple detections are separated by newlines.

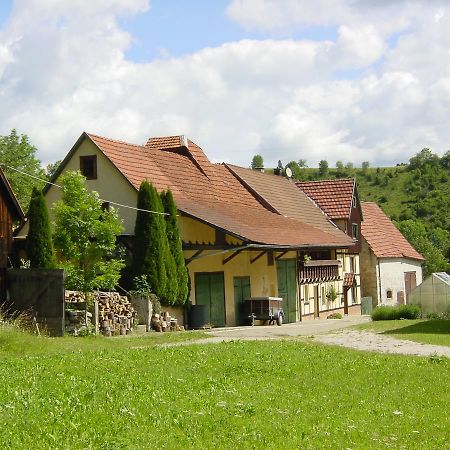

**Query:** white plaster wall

left=378, top=258, right=423, bottom=305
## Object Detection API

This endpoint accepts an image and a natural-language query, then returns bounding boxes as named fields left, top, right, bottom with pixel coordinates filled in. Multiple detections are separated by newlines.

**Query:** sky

left=1, top=0, right=450, bottom=167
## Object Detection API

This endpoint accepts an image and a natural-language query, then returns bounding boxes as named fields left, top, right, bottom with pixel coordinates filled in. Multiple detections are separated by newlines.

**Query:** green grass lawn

left=0, top=328, right=449, bottom=449
left=355, top=319, right=450, bottom=347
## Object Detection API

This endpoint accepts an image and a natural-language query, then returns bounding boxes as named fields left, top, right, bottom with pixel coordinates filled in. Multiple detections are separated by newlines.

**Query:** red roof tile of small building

left=296, top=179, right=355, bottom=219
left=85, top=133, right=352, bottom=248
left=361, top=202, right=424, bottom=260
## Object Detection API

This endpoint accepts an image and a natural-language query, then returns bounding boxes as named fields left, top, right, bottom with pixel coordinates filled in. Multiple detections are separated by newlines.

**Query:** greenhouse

left=408, top=272, right=450, bottom=315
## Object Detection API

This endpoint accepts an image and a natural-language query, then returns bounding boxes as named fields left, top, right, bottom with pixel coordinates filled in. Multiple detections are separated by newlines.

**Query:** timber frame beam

left=185, top=249, right=203, bottom=265
left=250, top=251, right=266, bottom=264
left=223, top=249, right=244, bottom=265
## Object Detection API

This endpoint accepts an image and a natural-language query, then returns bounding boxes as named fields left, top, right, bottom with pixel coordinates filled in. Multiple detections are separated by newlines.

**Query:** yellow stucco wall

left=186, top=248, right=299, bottom=326
left=179, top=216, right=216, bottom=244
left=17, top=139, right=140, bottom=237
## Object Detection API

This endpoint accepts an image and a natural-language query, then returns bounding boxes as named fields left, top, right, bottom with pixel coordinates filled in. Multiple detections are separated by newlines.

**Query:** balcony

left=298, top=260, right=341, bottom=283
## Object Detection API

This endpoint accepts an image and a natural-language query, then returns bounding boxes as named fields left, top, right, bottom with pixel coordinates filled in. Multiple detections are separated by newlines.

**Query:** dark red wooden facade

left=0, top=168, right=24, bottom=299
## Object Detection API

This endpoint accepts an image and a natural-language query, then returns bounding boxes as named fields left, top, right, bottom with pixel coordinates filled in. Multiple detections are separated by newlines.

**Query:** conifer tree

left=161, top=189, right=189, bottom=305
left=133, top=181, right=167, bottom=300
left=26, top=187, right=56, bottom=269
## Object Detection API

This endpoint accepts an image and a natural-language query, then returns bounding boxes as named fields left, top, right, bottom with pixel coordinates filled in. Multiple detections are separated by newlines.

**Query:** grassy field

left=0, top=327, right=449, bottom=449
left=355, top=319, right=450, bottom=347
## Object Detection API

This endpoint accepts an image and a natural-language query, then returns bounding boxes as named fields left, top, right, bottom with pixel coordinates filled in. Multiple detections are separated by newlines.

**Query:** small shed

left=407, top=272, right=450, bottom=316
left=0, top=167, right=25, bottom=299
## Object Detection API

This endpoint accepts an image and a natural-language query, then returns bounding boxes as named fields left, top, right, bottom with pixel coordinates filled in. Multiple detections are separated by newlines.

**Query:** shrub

left=327, top=312, right=343, bottom=319
left=371, top=304, right=421, bottom=321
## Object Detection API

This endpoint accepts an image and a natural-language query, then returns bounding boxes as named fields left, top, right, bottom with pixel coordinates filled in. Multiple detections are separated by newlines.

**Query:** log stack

left=64, top=291, right=135, bottom=336
left=96, top=292, right=135, bottom=336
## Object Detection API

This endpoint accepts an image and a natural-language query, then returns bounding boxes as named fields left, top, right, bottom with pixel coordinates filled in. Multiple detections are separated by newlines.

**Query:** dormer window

left=352, top=223, right=358, bottom=240
left=80, top=155, right=97, bottom=180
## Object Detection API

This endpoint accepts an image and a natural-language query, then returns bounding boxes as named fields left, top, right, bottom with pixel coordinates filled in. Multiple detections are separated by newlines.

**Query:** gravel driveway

left=177, top=315, right=450, bottom=358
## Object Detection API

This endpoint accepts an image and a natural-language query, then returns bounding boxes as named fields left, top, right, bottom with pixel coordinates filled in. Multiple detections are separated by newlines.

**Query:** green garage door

left=276, top=259, right=298, bottom=323
left=195, top=272, right=226, bottom=327
left=234, top=276, right=251, bottom=325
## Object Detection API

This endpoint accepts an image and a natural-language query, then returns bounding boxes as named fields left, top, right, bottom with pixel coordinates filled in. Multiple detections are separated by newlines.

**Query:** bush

left=426, top=312, right=449, bottom=320
left=371, top=304, right=421, bottom=321
left=327, top=312, right=343, bottom=319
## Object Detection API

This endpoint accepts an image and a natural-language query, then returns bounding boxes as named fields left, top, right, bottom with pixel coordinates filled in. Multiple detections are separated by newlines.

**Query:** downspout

left=377, top=258, right=382, bottom=306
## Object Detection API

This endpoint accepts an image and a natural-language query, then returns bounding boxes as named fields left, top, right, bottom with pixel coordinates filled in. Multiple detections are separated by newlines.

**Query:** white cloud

left=0, top=0, right=450, bottom=169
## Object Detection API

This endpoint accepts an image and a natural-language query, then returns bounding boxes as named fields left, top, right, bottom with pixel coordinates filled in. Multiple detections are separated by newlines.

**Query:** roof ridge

left=296, top=178, right=355, bottom=184
left=86, top=132, right=144, bottom=148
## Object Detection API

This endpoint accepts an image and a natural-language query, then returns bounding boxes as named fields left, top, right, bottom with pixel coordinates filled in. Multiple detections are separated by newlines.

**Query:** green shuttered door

left=195, top=272, right=226, bottom=327
left=234, top=276, right=251, bottom=325
left=276, top=259, right=297, bottom=323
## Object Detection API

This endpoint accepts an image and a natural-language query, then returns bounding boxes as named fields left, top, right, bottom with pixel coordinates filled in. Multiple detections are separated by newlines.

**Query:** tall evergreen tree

left=132, top=181, right=167, bottom=301
left=161, top=189, right=189, bottom=305
left=26, top=187, right=56, bottom=269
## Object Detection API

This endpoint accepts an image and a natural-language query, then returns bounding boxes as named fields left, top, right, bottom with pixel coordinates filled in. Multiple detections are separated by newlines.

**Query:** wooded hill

left=275, top=149, right=450, bottom=276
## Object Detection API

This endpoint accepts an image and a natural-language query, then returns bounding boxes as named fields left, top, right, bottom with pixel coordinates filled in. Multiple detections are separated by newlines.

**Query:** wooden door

left=195, top=272, right=225, bottom=327
left=404, top=272, right=417, bottom=300
left=234, top=276, right=251, bottom=325
left=314, top=285, right=320, bottom=318
left=276, top=259, right=297, bottom=323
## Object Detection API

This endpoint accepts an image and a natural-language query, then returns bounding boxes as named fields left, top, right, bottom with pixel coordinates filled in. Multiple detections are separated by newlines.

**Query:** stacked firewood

left=64, top=291, right=135, bottom=336
left=150, top=311, right=184, bottom=332
left=97, top=292, right=135, bottom=336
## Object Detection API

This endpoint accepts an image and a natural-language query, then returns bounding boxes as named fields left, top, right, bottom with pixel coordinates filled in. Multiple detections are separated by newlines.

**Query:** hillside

left=274, top=149, right=450, bottom=275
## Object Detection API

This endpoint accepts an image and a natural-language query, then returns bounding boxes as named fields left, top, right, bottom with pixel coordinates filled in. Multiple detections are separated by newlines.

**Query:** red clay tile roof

left=296, top=179, right=355, bottom=219
left=225, top=164, right=350, bottom=242
left=145, top=135, right=186, bottom=150
left=361, top=202, right=424, bottom=260
left=86, top=133, right=353, bottom=248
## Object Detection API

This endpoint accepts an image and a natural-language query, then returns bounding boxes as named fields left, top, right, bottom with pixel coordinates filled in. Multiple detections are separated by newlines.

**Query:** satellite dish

left=285, top=167, right=293, bottom=178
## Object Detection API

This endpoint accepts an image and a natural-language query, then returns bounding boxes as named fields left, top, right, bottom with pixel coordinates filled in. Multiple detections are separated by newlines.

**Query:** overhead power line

left=0, top=163, right=169, bottom=216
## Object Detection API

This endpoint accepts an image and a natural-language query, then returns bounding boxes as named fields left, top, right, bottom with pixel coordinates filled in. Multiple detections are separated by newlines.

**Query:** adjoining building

left=0, top=167, right=24, bottom=299
left=295, top=178, right=363, bottom=316
left=360, top=202, right=423, bottom=307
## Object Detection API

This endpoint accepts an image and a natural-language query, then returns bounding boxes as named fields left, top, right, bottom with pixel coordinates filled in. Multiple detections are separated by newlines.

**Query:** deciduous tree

left=52, top=171, right=124, bottom=292
left=251, top=154, right=264, bottom=169
left=0, top=129, right=46, bottom=209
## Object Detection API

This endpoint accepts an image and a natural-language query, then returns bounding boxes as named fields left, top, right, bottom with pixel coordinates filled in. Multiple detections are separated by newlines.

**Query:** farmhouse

left=360, top=202, right=424, bottom=306
left=294, top=178, right=363, bottom=313
left=18, top=132, right=355, bottom=326
left=0, top=166, right=24, bottom=299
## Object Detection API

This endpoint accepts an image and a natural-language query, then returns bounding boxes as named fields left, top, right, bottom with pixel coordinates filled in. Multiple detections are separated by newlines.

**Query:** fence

left=6, top=269, right=65, bottom=336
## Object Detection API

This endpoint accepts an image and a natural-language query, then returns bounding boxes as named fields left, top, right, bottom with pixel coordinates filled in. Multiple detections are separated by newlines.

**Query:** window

left=80, top=155, right=97, bottom=179
left=386, top=289, right=393, bottom=299
left=352, top=195, right=357, bottom=208
left=349, top=256, right=355, bottom=273
left=351, top=223, right=358, bottom=240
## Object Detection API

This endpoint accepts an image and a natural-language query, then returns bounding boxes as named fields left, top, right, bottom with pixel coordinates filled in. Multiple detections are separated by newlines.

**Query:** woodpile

left=65, top=291, right=136, bottom=336
left=151, top=311, right=184, bottom=332
left=65, top=291, right=185, bottom=335
left=96, top=292, right=135, bottom=336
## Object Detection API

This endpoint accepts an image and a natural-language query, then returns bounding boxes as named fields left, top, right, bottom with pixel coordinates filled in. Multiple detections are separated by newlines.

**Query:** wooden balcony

left=298, top=260, right=341, bottom=283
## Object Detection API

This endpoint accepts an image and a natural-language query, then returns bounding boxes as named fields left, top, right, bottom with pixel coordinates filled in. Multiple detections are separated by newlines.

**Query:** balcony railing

left=298, top=260, right=341, bottom=283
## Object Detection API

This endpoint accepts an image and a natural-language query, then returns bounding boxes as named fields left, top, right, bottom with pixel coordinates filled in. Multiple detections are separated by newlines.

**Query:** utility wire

left=0, top=163, right=169, bottom=216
